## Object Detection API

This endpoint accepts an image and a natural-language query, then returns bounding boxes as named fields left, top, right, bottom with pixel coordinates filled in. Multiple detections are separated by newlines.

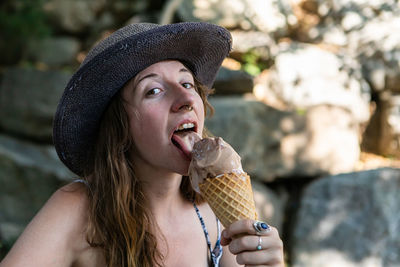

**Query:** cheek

left=195, top=97, right=206, bottom=130
left=128, top=105, right=163, bottom=140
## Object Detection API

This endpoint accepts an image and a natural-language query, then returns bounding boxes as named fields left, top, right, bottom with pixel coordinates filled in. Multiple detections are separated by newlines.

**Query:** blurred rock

left=206, top=97, right=359, bottom=181
left=0, top=134, right=73, bottom=244
left=25, top=37, right=80, bottom=67
left=349, top=15, right=400, bottom=94
left=177, top=0, right=296, bottom=36
left=281, top=105, right=360, bottom=177
left=252, top=180, right=287, bottom=233
left=350, top=15, right=400, bottom=157
left=230, top=30, right=276, bottom=61
left=43, top=0, right=107, bottom=33
left=261, top=42, right=370, bottom=123
left=0, top=67, right=70, bottom=142
left=214, top=67, right=253, bottom=95
left=301, top=0, right=399, bottom=44
left=110, top=0, right=148, bottom=20
left=291, top=168, right=400, bottom=267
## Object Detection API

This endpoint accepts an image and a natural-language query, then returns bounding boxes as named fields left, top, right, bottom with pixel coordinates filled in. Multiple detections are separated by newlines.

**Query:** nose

left=171, top=83, right=196, bottom=113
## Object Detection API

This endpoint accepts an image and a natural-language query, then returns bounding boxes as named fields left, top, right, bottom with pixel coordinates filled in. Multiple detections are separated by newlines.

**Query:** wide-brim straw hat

left=53, top=22, right=232, bottom=176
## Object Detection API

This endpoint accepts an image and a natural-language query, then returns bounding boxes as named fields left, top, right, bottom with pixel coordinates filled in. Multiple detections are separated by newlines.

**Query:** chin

left=174, top=164, right=190, bottom=176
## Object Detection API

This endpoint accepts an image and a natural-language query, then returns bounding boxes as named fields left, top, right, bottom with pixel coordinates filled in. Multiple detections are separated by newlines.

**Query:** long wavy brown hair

left=81, top=78, right=214, bottom=267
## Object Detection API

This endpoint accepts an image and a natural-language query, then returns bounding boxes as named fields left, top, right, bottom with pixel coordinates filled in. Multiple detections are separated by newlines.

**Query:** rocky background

left=1, top=0, right=400, bottom=266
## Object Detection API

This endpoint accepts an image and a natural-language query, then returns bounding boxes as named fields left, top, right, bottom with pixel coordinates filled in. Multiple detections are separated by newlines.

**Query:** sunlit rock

left=258, top=42, right=370, bottom=123
left=292, top=168, right=400, bottom=267
left=206, top=97, right=360, bottom=181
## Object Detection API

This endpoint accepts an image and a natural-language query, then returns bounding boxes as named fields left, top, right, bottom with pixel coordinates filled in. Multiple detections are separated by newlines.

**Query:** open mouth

left=171, top=122, right=197, bottom=159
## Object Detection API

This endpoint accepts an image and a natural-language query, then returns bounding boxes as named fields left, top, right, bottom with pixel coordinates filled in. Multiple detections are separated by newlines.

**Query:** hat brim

left=53, top=22, right=232, bottom=176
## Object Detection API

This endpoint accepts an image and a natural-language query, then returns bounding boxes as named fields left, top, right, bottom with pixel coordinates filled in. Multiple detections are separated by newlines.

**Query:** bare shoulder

left=0, top=182, right=91, bottom=267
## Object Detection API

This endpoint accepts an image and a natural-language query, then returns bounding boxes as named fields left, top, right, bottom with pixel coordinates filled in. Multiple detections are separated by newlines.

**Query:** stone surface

left=206, top=97, right=360, bottom=181
left=214, top=67, right=253, bottom=95
left=261, top=42, right=371, bottom=123
left=230, top=30, right=276, bottom=61
left=302, top=0, right=400, bottom=44
left=0, top=67, right=71, bottom=142
left=291, top=168, right=400, bottom=267
left=177, top=0, right=295, bottom=36
left=349, top=15, right=400, bottom=94
left=281, top=105, right=360, bottom=177
left=43, top=0, right=107, bottom=33
left=350, top=15, right=400, bottom=157
left=0, top=134, right=74, bottom=244
left=25, top=36, right=80, bottom=66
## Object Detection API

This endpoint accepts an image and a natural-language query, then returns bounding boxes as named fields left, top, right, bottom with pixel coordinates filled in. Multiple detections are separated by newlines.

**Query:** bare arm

left=0, top=183, right=89, bottom=267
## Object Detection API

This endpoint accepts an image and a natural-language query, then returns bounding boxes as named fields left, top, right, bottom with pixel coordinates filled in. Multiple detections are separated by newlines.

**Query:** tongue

left=172, top=131, right=202, bottom=158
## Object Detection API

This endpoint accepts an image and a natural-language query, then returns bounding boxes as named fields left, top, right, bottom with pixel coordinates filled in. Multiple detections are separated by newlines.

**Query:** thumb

left=220, top=229, right=231, bottom=246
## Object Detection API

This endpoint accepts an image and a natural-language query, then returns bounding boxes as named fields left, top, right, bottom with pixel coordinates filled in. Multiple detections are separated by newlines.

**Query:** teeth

left=177, top=122, right=195, bottom=131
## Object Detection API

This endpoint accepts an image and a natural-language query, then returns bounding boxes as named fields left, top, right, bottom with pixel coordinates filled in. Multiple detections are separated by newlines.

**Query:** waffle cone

left=199, top=172, right=257, bottom=228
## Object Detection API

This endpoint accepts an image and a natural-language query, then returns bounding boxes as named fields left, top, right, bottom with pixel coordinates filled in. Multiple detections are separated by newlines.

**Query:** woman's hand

left=221, top=219, right=284, bottom=267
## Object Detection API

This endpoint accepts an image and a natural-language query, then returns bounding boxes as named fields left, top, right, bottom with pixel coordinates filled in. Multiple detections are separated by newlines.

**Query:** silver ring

left=256, top=236, right=262, bottom=250
left=253, top=221, right=271, bottom=235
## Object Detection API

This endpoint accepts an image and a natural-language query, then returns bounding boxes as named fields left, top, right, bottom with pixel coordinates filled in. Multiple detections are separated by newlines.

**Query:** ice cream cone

left=198, top=172, right=257, bottom=228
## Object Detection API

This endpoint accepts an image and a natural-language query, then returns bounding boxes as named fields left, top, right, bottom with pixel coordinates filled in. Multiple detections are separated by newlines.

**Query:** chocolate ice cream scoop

left=189, top=137, right=244, bottom=192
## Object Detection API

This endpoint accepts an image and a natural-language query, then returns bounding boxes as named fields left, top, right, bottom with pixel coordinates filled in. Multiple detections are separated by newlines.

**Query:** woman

left=1, top=22, right=283, bottom=267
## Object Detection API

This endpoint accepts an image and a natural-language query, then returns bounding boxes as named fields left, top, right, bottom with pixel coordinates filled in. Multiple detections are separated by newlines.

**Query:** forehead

left=136, top=60, right=191, bottom=77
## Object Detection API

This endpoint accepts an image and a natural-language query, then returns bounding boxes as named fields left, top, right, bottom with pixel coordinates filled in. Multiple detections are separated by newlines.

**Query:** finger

left=224, top=219, right=276, bottom=239
left=235, top=248, right=284, bottom=266
left=220, top=230, right=232, bottom=246
left=229, top=235, right=283, bottom=255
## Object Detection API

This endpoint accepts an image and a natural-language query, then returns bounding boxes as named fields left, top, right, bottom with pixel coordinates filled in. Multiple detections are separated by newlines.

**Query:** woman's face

left=122, top=60, right=205, bottom=176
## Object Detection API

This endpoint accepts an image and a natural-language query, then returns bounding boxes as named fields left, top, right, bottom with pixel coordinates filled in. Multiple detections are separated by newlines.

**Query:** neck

left=135, top=163, right=188, bottom=220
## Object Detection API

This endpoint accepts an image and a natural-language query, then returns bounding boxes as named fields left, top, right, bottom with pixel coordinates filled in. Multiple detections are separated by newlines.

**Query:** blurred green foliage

left=0, top=0, right=52, bottom=64
left=241, top=50, right=268, bottom=76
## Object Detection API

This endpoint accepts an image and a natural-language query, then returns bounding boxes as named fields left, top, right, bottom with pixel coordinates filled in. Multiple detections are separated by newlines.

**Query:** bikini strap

left=193, top=202, right=223, bottom=266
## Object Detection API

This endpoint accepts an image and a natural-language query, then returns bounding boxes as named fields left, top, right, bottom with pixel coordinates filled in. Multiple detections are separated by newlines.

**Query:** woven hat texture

left=53, top=22, right=232, bottom=176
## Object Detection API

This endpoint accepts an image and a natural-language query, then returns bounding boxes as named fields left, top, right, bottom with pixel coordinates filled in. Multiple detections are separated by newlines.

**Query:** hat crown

left=54, top=22, right=232, bottom=176
left=82, top=23, right=159, bottom=67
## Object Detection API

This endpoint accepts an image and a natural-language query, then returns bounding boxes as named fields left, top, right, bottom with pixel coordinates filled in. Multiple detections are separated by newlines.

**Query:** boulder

left=349, top=15, right=400, bottom=157
left=0, top=67, right=71, bottom=142
left=291, top=168, right=400, bottom=267
left=43, top=0, right=107, bottom=33
left=299, top=0, right=400, bottom=44
left=349, top=15, right=400, bottom=93
left=230, top=30, right=276, bottom=62
left=214, top=67, right=253, bottom=95
left=25, top=36, right=80, bottom=67
left=206, top=97, right=360, bottom=181
left=0, top=134, right=74, bottom=244
left=260, top=42, right=370, bottom=123
left=177, top=0, right=296, bottom=36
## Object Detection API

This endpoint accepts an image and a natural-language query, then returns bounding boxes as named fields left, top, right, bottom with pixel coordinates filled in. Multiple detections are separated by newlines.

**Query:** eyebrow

left=134, top=68, right=191, bottom=87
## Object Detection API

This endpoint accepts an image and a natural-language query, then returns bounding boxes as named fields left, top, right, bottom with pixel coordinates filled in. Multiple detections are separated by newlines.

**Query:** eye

left=146, top=88, right=161, bottom=96
left=182, top=82, right=194, bottom=89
